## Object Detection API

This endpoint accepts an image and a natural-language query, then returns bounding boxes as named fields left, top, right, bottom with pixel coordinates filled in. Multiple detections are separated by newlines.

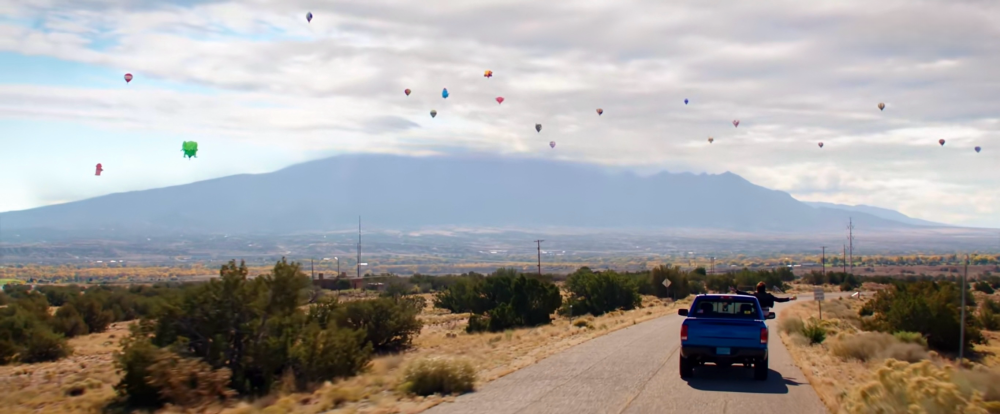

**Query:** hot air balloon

left=733, top=120, right=740, bottom=128
left=535, top=124, right=542, bottom=133
left=596, top=108, right=603, bottom=116
left=878, top=103, right=885, bottom=111
left=441, top=88, right=449, bottom=99
left=430, top=110, right=437, bottom=118
left=684, top=99, right=689, bottom=105
left=124, top=73, right=133, bottom=83
left=707, top=137, right=714, bottom=144
left=818, top=142, right=824, bottom=148
left=404, top=89, right=411, bottom=96
left=182, top=141, right=198, bottom=159
left=496, top=97, right=504, bottom=105
left=95, top=163, right=103, bottom=176
left=939, top=139, right=946, bottom=146
left=975, top=146, right=982, bottom=153
left=484, top=70, right=493, bottom=78
left=549, top=141, right=556, bottom=148
left=306, top=12, right=313, bottom=23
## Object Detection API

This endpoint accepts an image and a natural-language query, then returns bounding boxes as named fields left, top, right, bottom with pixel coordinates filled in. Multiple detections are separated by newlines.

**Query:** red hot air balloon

left=496, top=97, right=504, bottom=104
left=95, top=163, right=104, bottom=176
left=124, top=73, right=133, bottom=83
left=733, top=120, right=740, bottom=128
left=939, top=139, right=946, bottom=146
left=404, top=89, right=411, bottom=96
left=818, top=142, right=824, bottom=148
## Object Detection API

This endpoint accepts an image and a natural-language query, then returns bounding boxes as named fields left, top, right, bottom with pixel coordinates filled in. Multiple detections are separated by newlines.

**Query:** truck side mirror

left=678, top=309, right=688, bottom=316
left=766, top=312, right=776, bottom=320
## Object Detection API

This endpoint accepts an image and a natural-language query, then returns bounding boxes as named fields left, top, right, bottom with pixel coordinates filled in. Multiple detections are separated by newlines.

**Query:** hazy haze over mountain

left=0, top=154, right=927, bottom=235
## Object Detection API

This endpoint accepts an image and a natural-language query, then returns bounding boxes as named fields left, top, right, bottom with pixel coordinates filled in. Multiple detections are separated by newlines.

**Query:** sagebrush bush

left=401, top=358, right=476, bottom=396
left=146, top=350, right=236, bottom=409
left=778, top=316, right=804, bottom=335
left=841, top=360, right=1000, bottom=414
left=802, top=321, right=827, bottom=345
left=831, top=332, right=897, bottom=362
left=879, top=342, right=929, bottom=363
left=893, top=331, right=928, bottom=347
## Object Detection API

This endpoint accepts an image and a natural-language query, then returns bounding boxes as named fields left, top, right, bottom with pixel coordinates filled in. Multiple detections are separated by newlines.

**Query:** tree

left=564, top=268, right=640, bottom=316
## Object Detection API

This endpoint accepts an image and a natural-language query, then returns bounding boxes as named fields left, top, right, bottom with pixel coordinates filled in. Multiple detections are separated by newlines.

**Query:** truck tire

left=753, top=357, right=768, bottom=381
left=680, top=356, right=694, bottom=378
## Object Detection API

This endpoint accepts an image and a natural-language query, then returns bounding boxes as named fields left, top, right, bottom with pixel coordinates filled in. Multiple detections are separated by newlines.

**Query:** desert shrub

left=0, top=295, right=72, bottom=365
left=831, top=332, right=898, bottom=362
left=446, top=269, right=561, bottom=333
left=20, top=325, right=72, bottom=363
left=841, top=360, right=1000, bottom=414
left=114, top=322, right=164, bottom=406
left=0, top=290, right=7, bottom=305
left=289, top=323, right=372, bottom=389
left=564, top=267, right=640, bottom=316
left=334, top=296, right=423, bottom=353
left=952, top=365, right=1000, bottom=403
left=37, top=285, right=83, bottom=306
left=802, top=321, right=827, bottom=344
left=146, top=349, right=236, bottom=409
left=859, top=280, right=982, bottom=353
left=879, top=342, right=929, bottom=363
left=400, top=358, right=476, bottom=396
left=975, top=281, right=996, bottom=294
left=778, top=315, right=805, bottom=335
left=573, top=318, right=591, bottom=328
left=51, top=304, right=90, bottom=338
left=893, top=331, right=928, bottom=347
left=980, top=298, right=1000, bottom=331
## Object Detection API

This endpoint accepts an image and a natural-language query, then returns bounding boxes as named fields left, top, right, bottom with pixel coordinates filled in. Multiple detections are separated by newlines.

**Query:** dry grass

left=1, top=294, right=690, bottom=414
left=779, top=296, right=1000, bottom=413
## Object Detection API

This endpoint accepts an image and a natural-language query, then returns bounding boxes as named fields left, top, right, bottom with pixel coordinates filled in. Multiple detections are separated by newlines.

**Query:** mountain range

left=0, top=154, right=951, bottom=235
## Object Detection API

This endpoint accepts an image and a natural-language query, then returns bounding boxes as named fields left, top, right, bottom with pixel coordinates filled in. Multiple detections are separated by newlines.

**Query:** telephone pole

left=534, top=240, right=544, bottom=276
left=848, top=218, right=855, bottom=275
left=821, top=246, right=827, bottom=277
left=357, top=216, right=361, bottom=279
left=960, top=254, right=969, bottom=365
left=710, top=257, right=715, bottom=275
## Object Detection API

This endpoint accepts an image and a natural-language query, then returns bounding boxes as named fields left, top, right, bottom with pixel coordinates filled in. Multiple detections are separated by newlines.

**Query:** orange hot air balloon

left=596, top=108, right=603, bottom=116
left=484, top=70, right=493, bottom=78
left=496, top=97, right=504, bottom=104
left=404, top=89, right=411, bottom=96
left=939, top=139, right=946, bottom=146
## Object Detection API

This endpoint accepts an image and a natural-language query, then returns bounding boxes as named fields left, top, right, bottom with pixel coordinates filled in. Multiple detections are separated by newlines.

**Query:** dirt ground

left=0, top=294, right=693, bottom=414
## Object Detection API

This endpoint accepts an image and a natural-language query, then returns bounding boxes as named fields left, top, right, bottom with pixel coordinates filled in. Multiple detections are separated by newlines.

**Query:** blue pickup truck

left=678, top=294, right=775, bottom=381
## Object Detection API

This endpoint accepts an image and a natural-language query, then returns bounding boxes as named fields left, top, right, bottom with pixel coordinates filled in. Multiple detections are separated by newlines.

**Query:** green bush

left=401, top=358, right=476, bottom=396
left=438, top=269, right=560, bottom=334
left=52, top=304, right=90, bottom=338
left=980, top=298, right=1000, bottom=331
left=975, top=281, right=996, bottom=294
left=802, top=321, right=827, bottom=345
left=290, top=322, right=372, bottom=390
left=892, top=331, right=928, bottom=347
left=859, top=280, right=983, bottom=353
left=0, top=294, right=72, bottom=365
left=563, top=268, right=640, bottom=316
left=334, top=296, right=423, bottom=353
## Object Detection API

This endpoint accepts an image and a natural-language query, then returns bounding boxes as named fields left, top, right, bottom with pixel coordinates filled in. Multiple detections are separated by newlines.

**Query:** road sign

left=813, top=288, right=825, bottom=301
left=662, top=278, right=672, bottom=288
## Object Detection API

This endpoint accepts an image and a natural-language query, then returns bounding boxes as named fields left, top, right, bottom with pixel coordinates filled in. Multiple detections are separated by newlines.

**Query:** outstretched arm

left=772, top=294, right=798, bottom=302
left=729, top=286, right=752, bottom=295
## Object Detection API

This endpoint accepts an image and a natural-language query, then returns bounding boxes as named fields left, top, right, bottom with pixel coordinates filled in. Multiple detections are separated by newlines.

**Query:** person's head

left=756, top=282, right=767, bottom=294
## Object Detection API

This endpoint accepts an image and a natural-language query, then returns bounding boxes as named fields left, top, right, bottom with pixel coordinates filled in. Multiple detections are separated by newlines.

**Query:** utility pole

left=534, top=240, right=544, bottom=277
left=960, top=254, right=968, bottom=365
left=821, top=246, right=826, bottom=277
left=711, top=257, right=715, bottom=275
left=357, top=216, right=361, bottom=279
left=311, top=258, right=315, bottom=280
left=848, top=218, right=855, bottom=275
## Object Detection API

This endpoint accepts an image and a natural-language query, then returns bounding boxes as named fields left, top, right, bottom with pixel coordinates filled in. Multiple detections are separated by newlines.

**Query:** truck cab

left=678, top=294, right=775, bottom=381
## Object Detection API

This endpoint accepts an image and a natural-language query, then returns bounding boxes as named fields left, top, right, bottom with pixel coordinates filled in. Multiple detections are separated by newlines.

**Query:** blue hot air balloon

left=442, top=88, right=449, bottom=99
left=306, top=12, right=313, bottom=23
left=684, top=98, right=689, bottom=105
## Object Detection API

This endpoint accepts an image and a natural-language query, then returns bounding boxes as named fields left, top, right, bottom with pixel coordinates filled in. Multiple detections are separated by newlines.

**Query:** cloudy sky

left=1, top=0, right=998, bottom=227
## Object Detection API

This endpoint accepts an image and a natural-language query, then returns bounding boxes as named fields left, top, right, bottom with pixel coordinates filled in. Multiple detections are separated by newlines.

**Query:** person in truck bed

left=731, top=282, right=797, bottom=308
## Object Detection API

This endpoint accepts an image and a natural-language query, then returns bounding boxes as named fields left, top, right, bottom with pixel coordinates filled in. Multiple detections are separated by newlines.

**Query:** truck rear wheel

left=753, top=357, right=768, bottom=381
left=680, top=356, right=693, bottom=378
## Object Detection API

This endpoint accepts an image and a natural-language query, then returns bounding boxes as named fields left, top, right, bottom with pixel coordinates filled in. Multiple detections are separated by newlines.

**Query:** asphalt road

left=425, top=294, right=840, bottom=414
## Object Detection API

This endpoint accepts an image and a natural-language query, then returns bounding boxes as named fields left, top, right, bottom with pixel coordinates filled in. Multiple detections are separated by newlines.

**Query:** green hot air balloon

left=182, top=141, right=199, bottom=159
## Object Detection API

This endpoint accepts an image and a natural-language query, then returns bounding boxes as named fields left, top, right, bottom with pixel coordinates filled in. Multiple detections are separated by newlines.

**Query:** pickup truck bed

left=678, top=294, right=774, bottom=381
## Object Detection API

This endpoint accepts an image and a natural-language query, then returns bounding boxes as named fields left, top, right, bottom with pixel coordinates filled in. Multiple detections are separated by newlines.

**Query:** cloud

left=0, top=0, right=999, bottom=227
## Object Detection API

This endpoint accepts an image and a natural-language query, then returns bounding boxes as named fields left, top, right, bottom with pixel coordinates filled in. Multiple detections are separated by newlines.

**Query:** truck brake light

left=681, top=324, right=688, bottom=341
left=760, top=327, right=768, bottom=344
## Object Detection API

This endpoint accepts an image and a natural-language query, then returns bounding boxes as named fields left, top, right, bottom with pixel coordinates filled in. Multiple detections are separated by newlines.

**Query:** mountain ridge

left=0, top=154, right=930, bottom=235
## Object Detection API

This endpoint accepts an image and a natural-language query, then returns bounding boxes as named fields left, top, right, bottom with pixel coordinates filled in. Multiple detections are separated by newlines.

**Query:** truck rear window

left=691, top=298, right=760, bottom=319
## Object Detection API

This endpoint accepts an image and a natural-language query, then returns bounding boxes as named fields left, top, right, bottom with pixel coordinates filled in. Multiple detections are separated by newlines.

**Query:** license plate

left=717, top=347, right=731, bottom=355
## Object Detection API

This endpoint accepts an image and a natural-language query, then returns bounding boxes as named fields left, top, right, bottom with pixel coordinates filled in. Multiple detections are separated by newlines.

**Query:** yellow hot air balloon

left=484, top=70, right=493, bottom=78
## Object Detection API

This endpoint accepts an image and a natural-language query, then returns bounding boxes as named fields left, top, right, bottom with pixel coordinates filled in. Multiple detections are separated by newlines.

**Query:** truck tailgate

left=686, top=318, right=763, bottom=346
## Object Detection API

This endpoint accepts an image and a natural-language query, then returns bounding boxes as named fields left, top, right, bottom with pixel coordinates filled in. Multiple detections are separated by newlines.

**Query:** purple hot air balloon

left=733, top=119, right=740, bottom=128
left=818, top=142, right=824, bottom=148
left=306, top=12, right=313, bottom=23
left=975, top=146, right=981, bottom=153
left=684, top=98, right=689, bottom=105
left=549, top=141, right=556, bottom=149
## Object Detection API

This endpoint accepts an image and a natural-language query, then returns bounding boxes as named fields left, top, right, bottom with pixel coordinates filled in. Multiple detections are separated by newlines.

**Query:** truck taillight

left=760, top=327, right=768, bottom=344
left=681, top=324, right=688, bottom=341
